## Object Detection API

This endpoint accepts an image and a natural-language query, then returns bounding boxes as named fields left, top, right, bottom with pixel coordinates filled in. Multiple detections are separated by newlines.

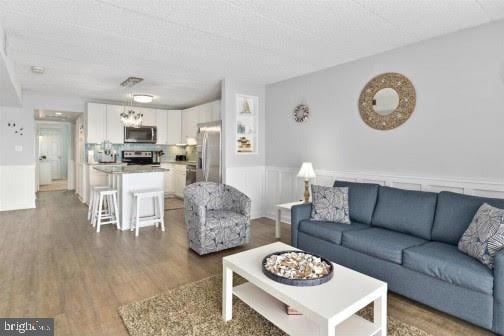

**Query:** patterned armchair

left=184, top=182, right=251, bottom=255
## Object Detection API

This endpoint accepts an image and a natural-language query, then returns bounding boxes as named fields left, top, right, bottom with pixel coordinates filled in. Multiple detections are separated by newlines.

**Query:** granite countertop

left=162, top=161, right=197, bottom=166
left=93, top=165, right=168, bottom=174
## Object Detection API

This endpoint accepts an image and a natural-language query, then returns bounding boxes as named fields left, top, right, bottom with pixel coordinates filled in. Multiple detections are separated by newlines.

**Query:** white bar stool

left=93, top=189, right=120, bottom=232
left=130, top=189, right=165, bottom=237
left=88, top=185, right=111, bottom=224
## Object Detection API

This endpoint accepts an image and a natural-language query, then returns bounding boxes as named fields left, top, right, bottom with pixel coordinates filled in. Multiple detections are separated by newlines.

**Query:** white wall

left=221, top=79, right=266, bottom=218
left=0, top=22, right=22, bottom=106
left=266, top=20, right=504, bottom=182
left=0, top=93, right=84, bottom=211
left=0, top=106, right=35, bottom=166
left=0, top=106, right=36, bottom=210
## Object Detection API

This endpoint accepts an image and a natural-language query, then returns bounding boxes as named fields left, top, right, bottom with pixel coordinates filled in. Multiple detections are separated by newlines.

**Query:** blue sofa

left=291, top=181, right=504, bottom=335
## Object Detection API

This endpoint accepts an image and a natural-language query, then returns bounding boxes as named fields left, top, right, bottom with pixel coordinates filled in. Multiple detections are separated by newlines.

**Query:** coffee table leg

left=374, top=292, right=387, bottom=336
left=222, top=265, right=233, bottom=321
left=275, top=208, right=281, bottom=239
left=320, top=321, right=335, bottom=336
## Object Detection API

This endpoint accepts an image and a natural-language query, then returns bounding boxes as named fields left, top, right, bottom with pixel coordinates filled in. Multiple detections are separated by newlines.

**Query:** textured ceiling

left=0, top=0, right=503, bottom=108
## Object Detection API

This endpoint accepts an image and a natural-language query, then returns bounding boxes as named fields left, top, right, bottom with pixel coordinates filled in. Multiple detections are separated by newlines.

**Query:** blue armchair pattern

left=184, top=182, right=251, bottom=255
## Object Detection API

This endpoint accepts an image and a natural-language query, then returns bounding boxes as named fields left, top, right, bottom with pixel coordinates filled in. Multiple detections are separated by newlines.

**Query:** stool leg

left=154, top=197, right=159, bottom=228
left=92, top=191, right=99, bottom=227
left=135, top=196, right=140, bottom=237
left=88, top=189, right=94, bottom=221
left=113, top=192, right=120, bottom=230
left=158, top=193, right=165, bottom=232
left=131, top=196, right=136, bottom=231
left=97, top=194, right=104, bottom=233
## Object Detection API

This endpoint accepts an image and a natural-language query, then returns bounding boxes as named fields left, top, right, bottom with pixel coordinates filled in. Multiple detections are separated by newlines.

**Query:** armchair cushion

left=206, top=210, right=248, bottom=230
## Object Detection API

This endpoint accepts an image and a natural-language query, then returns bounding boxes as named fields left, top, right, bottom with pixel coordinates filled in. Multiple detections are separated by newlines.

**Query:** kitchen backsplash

left=165, top=144, right=197, bottom=161
left=85, top=143, right=196, bottom=163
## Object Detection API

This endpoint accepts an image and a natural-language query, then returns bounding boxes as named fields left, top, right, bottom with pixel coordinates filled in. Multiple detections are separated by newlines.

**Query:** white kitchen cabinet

left=166, top=110, right=182, bottom=144
left=140, top=108, right=156, bottom=126
left=210, top=100, right=221, bottom=121
left=173, top=165, right=186, bottom=198
left=161, top=163, right=175, bottom=194
left=156, top=109, right=168, bottom=144
left=198, top=104, right=212, bottom=124
left=181, top=107, right=198, bottom=143
left=86, top=103, right=107, bottom=143
left=181, top=100, right=221, bottom=143
left=106, top=105, right=125, bottom=144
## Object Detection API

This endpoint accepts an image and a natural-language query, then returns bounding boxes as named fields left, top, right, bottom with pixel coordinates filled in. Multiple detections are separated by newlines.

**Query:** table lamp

left=297, top=162, right=316, bottom=203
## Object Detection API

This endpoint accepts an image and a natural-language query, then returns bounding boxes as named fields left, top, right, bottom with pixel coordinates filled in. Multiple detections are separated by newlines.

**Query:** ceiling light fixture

left=55, top=112, right=63, bottom=116
left=133, top=94, right=153, bottom=103
left=31, top=66, right=45, bottom=74
left=119, top=76, right=145, bottom=127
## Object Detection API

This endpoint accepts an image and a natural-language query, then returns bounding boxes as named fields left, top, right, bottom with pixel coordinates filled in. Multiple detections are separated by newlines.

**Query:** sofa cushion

left=403, top=242, right=494, bottom=295
left=371, top=186, right=437, bottom=240
left=310, top=185, right=350, bottom=223
left=432, top=191, right=504, bottom=245
left=458, top=203, right=504, bottom=269
left=342, top=228, right=426, bottom=264
left=333, top=180, right=379, bottom=224
left=299, top=220, right=369, bottom=245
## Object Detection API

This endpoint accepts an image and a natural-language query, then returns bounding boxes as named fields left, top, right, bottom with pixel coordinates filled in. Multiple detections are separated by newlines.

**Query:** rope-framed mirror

left=358, top=72, right=416, bottom=130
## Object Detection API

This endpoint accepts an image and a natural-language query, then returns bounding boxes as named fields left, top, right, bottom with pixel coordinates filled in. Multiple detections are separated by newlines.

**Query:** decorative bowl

left=262, top=250, right=334, bottom=286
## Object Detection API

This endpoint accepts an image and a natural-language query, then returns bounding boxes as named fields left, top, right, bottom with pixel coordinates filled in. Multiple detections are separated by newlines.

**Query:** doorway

left=37, top=122, right=71, bottom=191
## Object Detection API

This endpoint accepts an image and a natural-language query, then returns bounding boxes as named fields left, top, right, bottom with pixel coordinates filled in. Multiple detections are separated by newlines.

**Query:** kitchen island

left=93, top=165, right=168, bottom=230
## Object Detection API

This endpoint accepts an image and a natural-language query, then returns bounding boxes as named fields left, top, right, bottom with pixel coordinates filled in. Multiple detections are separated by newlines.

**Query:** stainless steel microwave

left=124, top=126, right=157, bottom=143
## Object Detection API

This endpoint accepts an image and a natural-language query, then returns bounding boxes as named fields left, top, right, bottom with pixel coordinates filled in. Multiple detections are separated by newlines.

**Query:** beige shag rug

left=119, top=275, right=431, bottom=336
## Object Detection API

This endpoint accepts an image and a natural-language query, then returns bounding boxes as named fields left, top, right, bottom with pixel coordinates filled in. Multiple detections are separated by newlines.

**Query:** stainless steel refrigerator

left=196, top=121, right=222, bottom=183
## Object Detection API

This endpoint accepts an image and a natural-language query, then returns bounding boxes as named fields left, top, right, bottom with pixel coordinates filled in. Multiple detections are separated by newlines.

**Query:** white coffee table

left=222, top=242, right=387, bottom=336
left=275, top=201, right=304, bottom=238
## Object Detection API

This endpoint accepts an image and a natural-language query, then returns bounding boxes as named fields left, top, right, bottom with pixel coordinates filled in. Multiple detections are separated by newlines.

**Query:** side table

left=274, top=201, right=305, bottom=239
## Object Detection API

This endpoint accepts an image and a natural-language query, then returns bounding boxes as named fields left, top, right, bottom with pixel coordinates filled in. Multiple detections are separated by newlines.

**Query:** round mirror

left=358, top=72, right=416, bottom=130
left=373, top=88, right=399, bottom=115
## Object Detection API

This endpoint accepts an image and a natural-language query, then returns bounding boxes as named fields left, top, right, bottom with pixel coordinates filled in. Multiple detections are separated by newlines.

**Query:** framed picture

left=236, top=94, right=258, bottom=154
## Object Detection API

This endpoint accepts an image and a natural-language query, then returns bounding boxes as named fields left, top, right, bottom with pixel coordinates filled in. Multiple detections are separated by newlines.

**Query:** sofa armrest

left=494, top=249, right=504, bottom=334
left=291, top=203, right=312, bottom=247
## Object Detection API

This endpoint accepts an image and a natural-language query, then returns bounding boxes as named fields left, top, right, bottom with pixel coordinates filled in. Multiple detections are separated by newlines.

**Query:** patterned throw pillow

left=310, top=185, right=350, bottom=224
left=458, top=203, right=504, bottom=269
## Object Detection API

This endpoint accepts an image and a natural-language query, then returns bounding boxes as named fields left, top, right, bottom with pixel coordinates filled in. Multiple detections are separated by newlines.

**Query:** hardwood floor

left=39, top=179, right=68, bottom=192
left=0, top=191, right=494, bottom=335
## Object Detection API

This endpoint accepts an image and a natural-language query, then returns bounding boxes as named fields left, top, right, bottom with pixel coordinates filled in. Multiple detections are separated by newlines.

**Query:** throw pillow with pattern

left=458, top=203, right=504, bottom=269
left=310, top=185, right=350, bottom=224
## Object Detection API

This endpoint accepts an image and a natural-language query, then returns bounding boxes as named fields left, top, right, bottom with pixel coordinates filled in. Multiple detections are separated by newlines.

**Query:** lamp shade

left=297, top=162, right=316, bottom=179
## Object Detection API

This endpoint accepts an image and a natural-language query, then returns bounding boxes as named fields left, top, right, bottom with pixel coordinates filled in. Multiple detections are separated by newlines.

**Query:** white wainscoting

left=0, top=165, right=36, bottom=211
left=225, top=166, right=265, bottom=219
left=265, top=166, right=504, bottom=224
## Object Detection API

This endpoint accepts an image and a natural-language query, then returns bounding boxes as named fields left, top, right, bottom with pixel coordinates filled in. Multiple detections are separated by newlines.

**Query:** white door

left=40, top=134, right=63, bottom=179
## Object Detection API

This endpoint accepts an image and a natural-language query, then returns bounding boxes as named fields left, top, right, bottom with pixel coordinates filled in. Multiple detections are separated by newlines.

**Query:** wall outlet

left=14, top=145, right=23, bottom=152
